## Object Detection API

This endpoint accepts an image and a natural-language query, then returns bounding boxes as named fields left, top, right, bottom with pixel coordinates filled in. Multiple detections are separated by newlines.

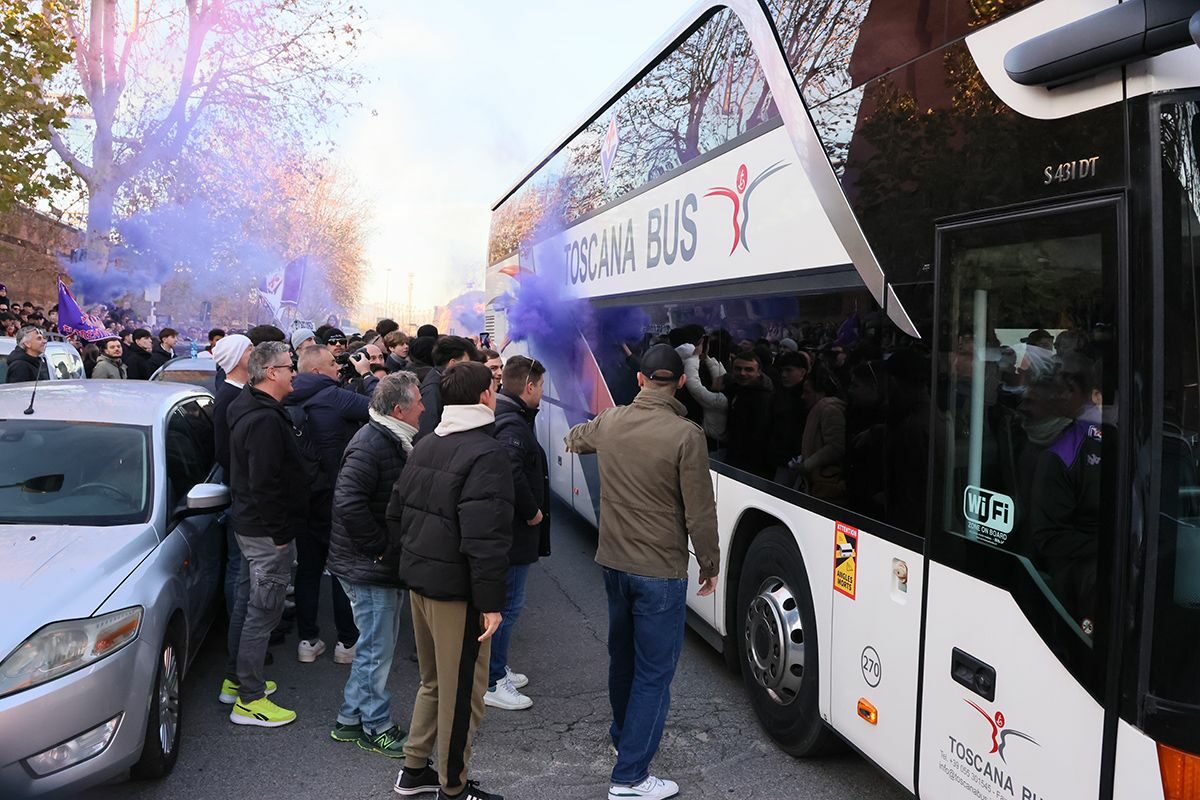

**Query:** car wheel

left=736, top=525, right=841, bottom=757
left=131, top=629, right=183, bottom=779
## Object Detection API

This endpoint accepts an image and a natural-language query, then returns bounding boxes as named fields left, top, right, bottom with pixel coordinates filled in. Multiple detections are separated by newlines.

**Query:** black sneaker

left=394, top=760, right=440, bottom=796
left=358, top=725, right=407, bottom=758
left=438, top=780, right=503, bottom=800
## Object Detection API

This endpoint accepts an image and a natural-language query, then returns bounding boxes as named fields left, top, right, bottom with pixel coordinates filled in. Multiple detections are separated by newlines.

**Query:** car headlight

left=0, top=607, right=143, bottom=699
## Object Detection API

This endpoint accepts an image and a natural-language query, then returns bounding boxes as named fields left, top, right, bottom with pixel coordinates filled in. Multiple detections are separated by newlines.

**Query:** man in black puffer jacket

left=483, top=356, right=549, bottom=713
left=326, top=372, right=423, bottom=759
left=387, top=361, right=513, bottom=800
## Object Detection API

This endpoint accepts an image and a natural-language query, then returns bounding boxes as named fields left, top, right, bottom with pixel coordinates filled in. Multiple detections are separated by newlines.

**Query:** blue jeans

left=604, top=568, right=687, bottom=786
left=336, top=579, right=403, bottom=735
left=488, top=564, right=531, bottom=688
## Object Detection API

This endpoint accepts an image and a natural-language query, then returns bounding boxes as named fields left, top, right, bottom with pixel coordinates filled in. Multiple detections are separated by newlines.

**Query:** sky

left=333, top=0, right=695, bottom=316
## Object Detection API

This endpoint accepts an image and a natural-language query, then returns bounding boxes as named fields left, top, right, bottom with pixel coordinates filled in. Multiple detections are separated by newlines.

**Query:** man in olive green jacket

left=565, top=343, right=718, bottom=800
left=92, top=338, right=128, bottom=379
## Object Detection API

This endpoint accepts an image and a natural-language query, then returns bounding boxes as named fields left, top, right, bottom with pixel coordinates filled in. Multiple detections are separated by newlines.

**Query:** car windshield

left=0, top=420, right=151, bottom=525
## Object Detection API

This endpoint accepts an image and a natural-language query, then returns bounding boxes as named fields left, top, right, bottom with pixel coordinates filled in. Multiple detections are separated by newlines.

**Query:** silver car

left=0, top=381, right=228, bottom=796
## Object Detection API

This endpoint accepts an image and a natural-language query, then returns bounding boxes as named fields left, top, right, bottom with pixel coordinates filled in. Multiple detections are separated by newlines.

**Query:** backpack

left=285, top=402, right=333, bottom=492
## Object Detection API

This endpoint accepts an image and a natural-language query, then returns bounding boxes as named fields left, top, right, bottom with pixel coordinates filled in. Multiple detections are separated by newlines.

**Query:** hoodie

left=227, top=385, right=309, bottom=544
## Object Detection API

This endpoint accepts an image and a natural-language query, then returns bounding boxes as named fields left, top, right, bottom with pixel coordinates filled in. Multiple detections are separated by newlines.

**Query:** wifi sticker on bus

left=963, top=485, right=1015, bottom=546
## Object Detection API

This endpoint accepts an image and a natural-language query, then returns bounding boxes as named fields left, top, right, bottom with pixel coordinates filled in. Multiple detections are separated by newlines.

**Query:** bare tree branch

left=50, top=128, right=95, bottom=186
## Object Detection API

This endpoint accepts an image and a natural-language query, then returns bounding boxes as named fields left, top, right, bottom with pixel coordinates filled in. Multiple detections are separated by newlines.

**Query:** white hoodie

left=434, top=403, right=495, bottom=436
left=675, top=343, right=728, bottom=441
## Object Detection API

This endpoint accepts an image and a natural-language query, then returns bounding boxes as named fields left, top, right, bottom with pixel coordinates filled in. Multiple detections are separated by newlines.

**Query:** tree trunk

left=85, top=179, right=113, bottom=272
left=85, top=0, right=117, bottom=273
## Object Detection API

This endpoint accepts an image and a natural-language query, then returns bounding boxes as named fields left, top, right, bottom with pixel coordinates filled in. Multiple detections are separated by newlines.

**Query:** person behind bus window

left=845, top=359, right=887, bottom=518
left=722, top=349, right=775, bottom=478
left=1019, top=328, right=1056, bottom=380
left=768, top=350, right=810, bottom=484
left=673, top=326, right=729, bottom=448
left=1029, top=353, right=1103, bottom=637
left=790, top=366, right=847, bottom=503
left=883, top=349, right=933, bottom=533
left=668, top=325, right=708, bottom=427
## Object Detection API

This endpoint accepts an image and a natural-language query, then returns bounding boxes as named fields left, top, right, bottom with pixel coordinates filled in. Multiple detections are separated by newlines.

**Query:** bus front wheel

left=736, top=526, right=841, bottom=757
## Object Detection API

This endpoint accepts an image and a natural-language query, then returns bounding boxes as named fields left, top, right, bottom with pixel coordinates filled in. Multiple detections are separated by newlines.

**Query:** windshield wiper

left=0, top=474, right=65, bottom=493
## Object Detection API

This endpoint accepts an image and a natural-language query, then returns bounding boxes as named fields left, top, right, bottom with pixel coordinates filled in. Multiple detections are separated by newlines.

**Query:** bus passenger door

left=918, top=200, right=1123, bottom=800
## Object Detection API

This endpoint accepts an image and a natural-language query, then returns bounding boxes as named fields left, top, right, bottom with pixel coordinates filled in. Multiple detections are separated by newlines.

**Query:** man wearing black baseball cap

left=565, top=343, right=719, bottom=800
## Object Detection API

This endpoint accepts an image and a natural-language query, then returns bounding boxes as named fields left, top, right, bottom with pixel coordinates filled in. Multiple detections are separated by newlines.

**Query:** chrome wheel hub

left=158, top=643, right=180, bottom=754
left=744, top=576, right=805, bottom=705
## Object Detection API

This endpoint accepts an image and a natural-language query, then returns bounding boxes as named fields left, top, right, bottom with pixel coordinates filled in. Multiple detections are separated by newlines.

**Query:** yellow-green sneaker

left=218, top=678, right=276, bottom=705
left=230, top=696, right=296, bottom=728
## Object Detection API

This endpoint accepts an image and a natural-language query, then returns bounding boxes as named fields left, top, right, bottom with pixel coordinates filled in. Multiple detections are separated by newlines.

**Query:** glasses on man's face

left=269, top=362, right=296, bottom=373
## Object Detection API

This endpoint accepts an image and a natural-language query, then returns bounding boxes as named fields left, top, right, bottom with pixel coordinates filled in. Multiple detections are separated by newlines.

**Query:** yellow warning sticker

left=834, top=521, right=858, bottom=600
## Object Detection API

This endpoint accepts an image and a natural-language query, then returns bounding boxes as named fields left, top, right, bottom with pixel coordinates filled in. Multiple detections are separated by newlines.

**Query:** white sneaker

left=483, top=677, right=532, bottom=710
left=297, top=638, right=326, bottom=663
left=334, top=641, right=355, bottom=664
left=505, top=665, right=528, bottom=689
left=608, top=776, right=679, bottom=800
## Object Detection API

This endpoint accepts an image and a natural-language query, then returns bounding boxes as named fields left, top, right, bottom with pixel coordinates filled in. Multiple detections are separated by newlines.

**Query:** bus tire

left=736, top=525, right=841, bottom=757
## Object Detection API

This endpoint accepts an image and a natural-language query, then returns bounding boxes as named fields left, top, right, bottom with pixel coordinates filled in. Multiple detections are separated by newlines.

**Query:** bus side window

left=583, top=273, right=932, bottom=536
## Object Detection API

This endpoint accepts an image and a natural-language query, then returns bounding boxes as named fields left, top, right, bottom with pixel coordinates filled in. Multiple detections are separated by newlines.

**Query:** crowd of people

left=197, top=316, right=715, bottom=800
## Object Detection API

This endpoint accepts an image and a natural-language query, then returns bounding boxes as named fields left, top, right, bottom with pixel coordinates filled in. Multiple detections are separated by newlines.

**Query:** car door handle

left=951, top=647, right=996, bottom=702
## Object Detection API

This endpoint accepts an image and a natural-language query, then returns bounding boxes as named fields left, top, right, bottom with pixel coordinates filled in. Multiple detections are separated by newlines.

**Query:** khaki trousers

left=404, top=592, right=490, bottom=795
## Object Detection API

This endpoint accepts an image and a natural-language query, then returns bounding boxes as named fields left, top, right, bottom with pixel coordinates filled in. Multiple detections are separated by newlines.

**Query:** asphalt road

left=82, top=504, right=908, bottom=800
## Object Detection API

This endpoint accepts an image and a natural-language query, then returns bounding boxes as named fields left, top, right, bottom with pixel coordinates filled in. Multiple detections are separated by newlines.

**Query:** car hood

left=0, top=524, right=157, bottom=661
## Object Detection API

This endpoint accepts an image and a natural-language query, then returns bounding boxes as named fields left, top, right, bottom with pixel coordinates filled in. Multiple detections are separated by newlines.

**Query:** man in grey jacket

left=91, top=338, right=127, bottom=379
left=565, top=344, right=719, bottom=800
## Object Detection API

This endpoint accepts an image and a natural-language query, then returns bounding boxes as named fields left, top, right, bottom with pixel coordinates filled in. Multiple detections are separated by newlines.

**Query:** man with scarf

left=327, top=372, right=425, bottom=760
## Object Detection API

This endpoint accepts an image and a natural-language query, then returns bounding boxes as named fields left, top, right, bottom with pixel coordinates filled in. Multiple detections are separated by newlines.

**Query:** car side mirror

left=177, top=482, right=230, bottom=519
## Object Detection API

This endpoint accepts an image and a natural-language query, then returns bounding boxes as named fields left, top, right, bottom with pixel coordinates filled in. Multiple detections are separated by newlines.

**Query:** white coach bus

left=485, top=1, right=1200, bottom=798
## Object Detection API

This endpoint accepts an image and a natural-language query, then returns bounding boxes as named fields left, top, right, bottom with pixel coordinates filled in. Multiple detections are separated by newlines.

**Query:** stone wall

left=0, top=207, right=82, bottom=307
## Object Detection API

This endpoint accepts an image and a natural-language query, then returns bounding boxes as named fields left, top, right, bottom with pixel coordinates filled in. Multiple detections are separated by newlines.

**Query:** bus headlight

left=0, top=607, right=143, bottom=698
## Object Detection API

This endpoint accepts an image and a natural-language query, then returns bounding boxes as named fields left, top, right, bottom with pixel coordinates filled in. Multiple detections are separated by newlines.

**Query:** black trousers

left=294, top=524, right=358, bottom=646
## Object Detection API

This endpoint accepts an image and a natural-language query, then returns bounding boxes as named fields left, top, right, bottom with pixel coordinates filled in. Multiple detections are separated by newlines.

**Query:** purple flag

left=281, top=256, right=306, bottom=306
left=56, top=279, right=112, bottom=342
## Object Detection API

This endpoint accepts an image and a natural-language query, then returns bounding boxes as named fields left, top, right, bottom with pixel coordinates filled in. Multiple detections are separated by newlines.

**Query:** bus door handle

left=951, top=647, right=996, bottom=702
